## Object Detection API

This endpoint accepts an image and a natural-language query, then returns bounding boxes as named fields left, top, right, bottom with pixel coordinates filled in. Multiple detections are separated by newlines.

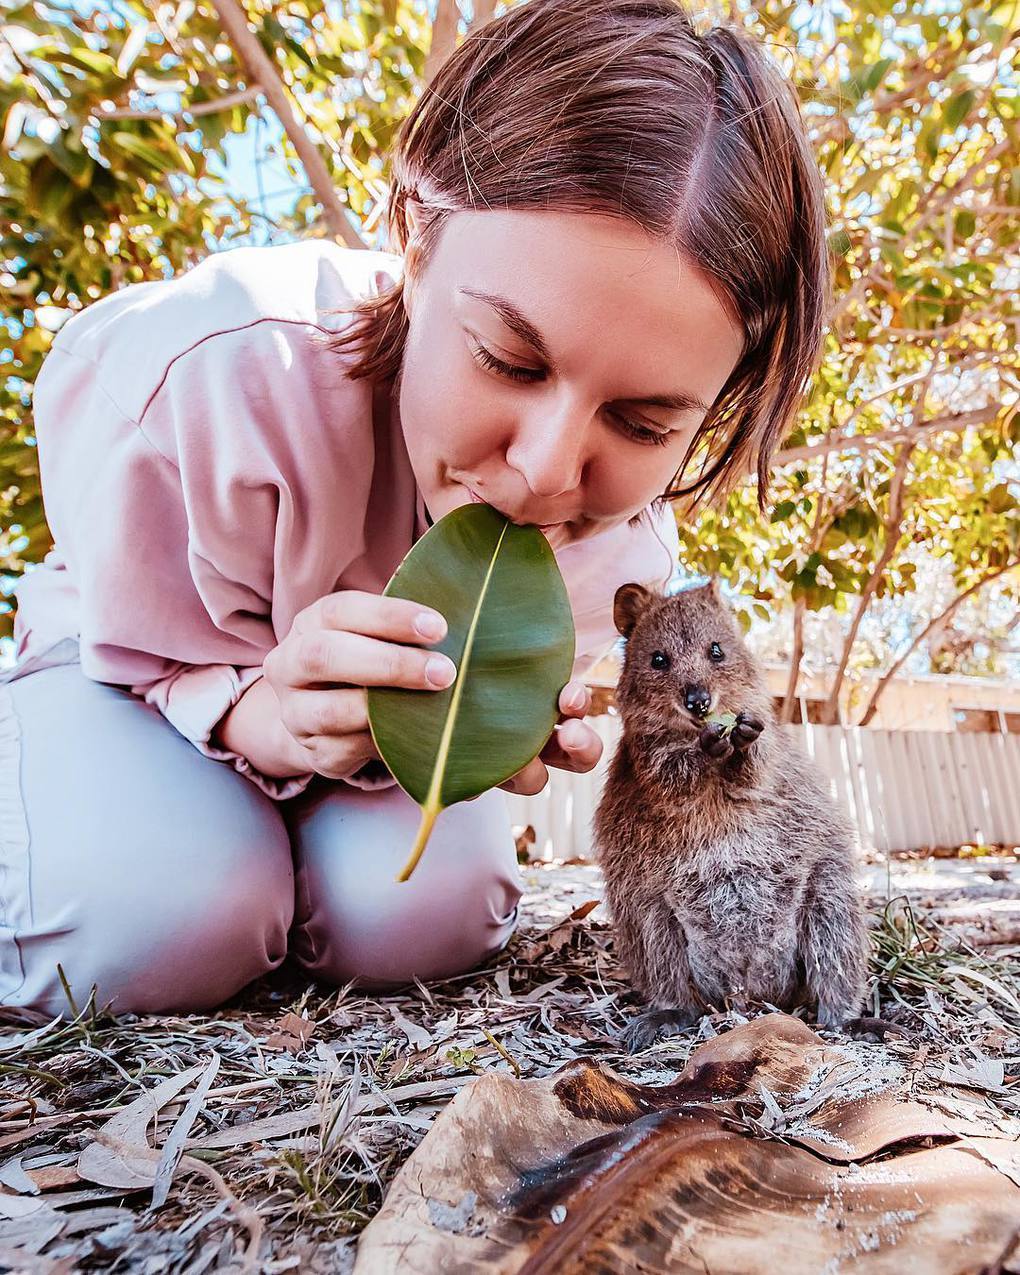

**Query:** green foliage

left=1, top=0, right=429, bottom=637
left=2, top=0, right=1016, bottom=697
left=678, top=0, right=1018, bottom=687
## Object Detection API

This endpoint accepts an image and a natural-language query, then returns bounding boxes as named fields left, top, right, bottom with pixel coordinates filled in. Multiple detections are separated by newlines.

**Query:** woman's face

left=395, top=209, right=745, bottom=549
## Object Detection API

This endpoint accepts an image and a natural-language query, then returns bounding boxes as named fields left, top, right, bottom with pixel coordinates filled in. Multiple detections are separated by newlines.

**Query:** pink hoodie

left=11, top=240, right=679, bottom=799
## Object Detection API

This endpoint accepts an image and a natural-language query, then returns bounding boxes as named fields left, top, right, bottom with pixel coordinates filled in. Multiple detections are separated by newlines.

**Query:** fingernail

left=415, top=611, right=446, bottom=641
left=566, top=686, right=586, bottom=711
left=426, top=654, right=457, bottom=688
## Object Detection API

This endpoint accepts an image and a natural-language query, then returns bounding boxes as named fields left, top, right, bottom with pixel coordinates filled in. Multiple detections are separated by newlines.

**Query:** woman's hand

left=498, top=680, right=603, bottom=797
left=262, top=590, right=456, bottom=782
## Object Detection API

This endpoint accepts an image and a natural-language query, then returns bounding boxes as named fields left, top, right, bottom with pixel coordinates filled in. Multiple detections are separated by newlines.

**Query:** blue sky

left=212, top=114, right=310, bottom=249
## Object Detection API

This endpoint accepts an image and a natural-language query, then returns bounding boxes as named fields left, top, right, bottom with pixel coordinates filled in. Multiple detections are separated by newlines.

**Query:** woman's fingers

left=272, top=629, right=457, bottom=691
left=297, top=730, right=379, bottom=781
left=557, top=680, right=591, bottom=719
left=297, top=590, right=448, bottom=646
left=280, top=687, right=369, bottom=742
left=499, top=721, right=602, bottom=796
left=540, top=718, right=603, bottom=774
left=499, top=756, right=550, bottom=797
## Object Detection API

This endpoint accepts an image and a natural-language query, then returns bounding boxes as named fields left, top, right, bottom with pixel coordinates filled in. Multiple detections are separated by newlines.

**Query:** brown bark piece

left=354, top=1013, right=1020, bottom=1274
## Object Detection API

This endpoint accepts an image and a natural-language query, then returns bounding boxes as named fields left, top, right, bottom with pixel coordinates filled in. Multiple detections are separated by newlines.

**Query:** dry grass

left=1, top=851, right=1018, bottom=1272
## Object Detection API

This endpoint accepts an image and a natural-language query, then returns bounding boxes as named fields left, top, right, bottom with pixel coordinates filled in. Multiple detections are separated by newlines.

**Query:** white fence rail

left=505, top=717, right=1020, bottom=859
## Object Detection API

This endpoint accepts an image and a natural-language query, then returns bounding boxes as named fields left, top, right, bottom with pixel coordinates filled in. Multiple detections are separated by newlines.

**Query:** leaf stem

left=397, top=803, right=440, bottom=882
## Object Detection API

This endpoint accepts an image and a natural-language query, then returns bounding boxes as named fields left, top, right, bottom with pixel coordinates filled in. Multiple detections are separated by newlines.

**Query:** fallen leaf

left=188, top=1077, right=470, bottom=1151
left=150, top=1053, right=221, bottom=1209
left=389, top=1008, right=433, bottom=1052
left=77, top=1065, right=207, bottom=1189
left=0, top=1154, right=40, bottom=1195
left=263, top=1012, right=316, bottom=1053
left=0, top=1016, right=66, bottom=1055
left=938, top=1055, right=1007, bottom=1092
left=568, top=900, right=600, bottom=922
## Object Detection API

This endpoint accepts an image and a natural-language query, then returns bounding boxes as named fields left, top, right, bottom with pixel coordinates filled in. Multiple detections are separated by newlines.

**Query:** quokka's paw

left=730, top=712, right=765, bottom=752
left=698, top=722, right=734, bottom=760
left=622, top=1008, right=700, bottom=1054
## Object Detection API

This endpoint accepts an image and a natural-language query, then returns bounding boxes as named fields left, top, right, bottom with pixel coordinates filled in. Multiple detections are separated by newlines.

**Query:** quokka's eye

left=650, top=650, right=671, bottom=670
left=709, top=642, right=725, bottom=662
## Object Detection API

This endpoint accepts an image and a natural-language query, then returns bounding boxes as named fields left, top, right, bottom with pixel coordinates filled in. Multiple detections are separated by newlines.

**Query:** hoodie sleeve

left=28, top=314, right=375, bottom=801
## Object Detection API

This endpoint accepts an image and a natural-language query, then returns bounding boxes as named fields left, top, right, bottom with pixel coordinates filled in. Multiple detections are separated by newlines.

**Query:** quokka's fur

left=593, top=580, right=869, bottom=1052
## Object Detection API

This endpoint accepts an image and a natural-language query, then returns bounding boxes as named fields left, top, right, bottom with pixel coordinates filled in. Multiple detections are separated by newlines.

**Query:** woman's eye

left=709, top=642, right=724, bottom=662
left=470, top=341, right=544, bottom=384
left=650, top=650, right=671, bottom=670
left=610, top=413, right=672, bottom=448
left=470, top=343, right=671, bottom=447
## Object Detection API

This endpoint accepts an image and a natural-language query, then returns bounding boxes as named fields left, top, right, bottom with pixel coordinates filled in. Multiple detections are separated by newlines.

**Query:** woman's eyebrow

left=459, top=287, right=553, bottom=361
left=458, top=286, right=710, bottom=413
left=630, top=389, right=710, bottom=412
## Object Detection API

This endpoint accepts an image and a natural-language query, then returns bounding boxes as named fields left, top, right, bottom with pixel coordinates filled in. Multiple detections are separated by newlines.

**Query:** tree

left=1, top=0, right=434, bottom=639
left=677, top=0, right=1018, bottom=718
left=2, top=0, right=1017, bottom=704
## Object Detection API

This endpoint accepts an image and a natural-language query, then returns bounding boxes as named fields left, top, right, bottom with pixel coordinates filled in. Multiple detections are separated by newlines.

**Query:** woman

left=0, top=0, right=830, bottom=1017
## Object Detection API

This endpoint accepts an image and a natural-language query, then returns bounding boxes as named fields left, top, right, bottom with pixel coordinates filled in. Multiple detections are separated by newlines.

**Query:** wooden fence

left=505, top=715, right=1020, bottom=859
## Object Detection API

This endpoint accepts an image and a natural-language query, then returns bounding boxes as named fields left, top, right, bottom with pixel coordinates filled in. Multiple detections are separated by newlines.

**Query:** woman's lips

left=467, top=487, right=562, bottom=532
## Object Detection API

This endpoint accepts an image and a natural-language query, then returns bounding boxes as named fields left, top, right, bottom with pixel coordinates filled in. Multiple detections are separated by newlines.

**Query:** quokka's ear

left=613, top=583, right=654, bottom=638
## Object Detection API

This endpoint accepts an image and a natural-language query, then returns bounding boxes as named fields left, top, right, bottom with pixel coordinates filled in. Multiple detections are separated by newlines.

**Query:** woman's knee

left=288, top=782, right=522, bottom=987
left=2, top=664, right=296, bottom=1017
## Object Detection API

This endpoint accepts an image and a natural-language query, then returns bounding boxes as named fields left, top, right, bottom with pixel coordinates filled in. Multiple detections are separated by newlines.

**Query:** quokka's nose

left=684, top=686, right=711, bottom=718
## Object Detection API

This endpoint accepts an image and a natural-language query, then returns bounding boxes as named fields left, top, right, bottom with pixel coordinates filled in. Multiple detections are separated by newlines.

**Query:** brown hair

left=326, top=0, right=832, bottom=511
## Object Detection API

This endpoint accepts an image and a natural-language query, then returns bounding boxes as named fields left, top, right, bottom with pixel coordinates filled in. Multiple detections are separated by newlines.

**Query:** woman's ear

left=405, top=193, right=424, bottom=245
left=614, top=583, right=653, bottom=638
left=402, top=197, right=429, bottom=324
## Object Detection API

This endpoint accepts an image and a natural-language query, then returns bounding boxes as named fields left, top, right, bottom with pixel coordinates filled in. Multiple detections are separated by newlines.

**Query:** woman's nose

left=504, top=405, right=587, bottom=499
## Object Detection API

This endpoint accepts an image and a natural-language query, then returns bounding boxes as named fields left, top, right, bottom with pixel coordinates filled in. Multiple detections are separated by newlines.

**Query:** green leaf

left=109, top=131, right=178, bottom=176
left=943, top=89, right=975, bottom=132
left=706, top=710, right=738, bottom=735
left=367, top=503, right=575, bottom=881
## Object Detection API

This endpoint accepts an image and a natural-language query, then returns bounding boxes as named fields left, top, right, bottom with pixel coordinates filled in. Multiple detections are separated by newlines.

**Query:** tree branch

left=468, top=0, right=499, bottom=33
left=779, top=597, right=806, bottom=725
left=772, top=407, right=998, bottom=467
left=93, top=86, right=261, bottom=120
left=858, top=560, right=1020, bottom=726
left=425, top=0, right=462, bottom=84
left=779, top=452, right=836, bottom=723
left=820, top=438, right=917, bottom=724
left=209, top=0, right=365, bottom=250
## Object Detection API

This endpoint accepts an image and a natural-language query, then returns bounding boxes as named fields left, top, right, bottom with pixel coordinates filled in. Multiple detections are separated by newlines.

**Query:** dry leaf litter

left=0, top=841, right=1017, bottom=1272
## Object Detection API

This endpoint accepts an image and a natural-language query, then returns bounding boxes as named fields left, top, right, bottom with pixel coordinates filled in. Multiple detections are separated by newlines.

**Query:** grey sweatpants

left=0, top=660, right=522, bottom=1019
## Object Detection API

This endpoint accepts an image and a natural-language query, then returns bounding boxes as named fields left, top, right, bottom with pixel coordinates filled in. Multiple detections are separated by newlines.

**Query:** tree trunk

left=425, top=0, right=462, bottom=84
left=858, top=559, right=1020, bottom=726
left=210, top=0, right=365, bottom=250
left=820, top=441, right=915, bottom=725
left=469, top=0, right=499, bottom=32
left=779, top=597, right=806, bottom=724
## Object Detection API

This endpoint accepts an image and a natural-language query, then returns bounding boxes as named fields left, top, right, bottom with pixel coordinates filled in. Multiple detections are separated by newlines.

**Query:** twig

left=94, top=86, right=261, bottom=120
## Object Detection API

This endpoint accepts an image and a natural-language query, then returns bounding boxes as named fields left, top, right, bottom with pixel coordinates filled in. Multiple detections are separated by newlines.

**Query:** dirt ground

left=1, top=849, right=1018, bottom=1272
